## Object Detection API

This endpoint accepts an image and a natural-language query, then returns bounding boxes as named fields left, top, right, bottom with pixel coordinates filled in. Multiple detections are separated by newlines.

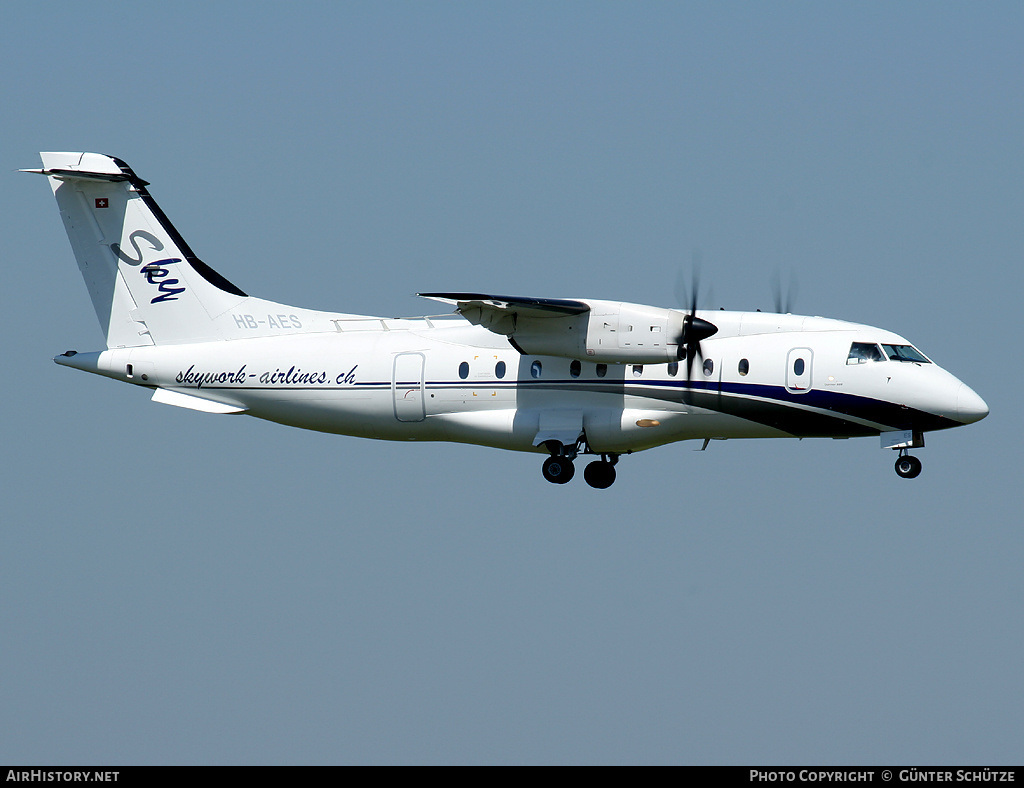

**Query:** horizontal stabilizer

left=21, top=151, right=130, bottom=181
left=21, top=168, right=132, bottom=183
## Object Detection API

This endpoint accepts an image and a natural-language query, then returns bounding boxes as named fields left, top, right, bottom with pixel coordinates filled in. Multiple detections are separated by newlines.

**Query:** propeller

left=674, top=262, right=718, bottom=381
left=771, top=270, right=800, bottom=314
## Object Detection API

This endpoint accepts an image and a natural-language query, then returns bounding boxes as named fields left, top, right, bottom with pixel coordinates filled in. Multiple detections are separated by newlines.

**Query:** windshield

left=881, top=344, right=931, bottom=363
left=847, top=342, right=885, bottom=364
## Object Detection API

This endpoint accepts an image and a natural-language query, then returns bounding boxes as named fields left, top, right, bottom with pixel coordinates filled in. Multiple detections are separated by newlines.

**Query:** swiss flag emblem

left=95, top=198, right=109, bottom=209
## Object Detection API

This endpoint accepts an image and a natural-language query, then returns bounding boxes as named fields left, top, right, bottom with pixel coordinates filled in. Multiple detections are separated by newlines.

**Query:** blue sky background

left=2, top=1, right=1021, bottom=764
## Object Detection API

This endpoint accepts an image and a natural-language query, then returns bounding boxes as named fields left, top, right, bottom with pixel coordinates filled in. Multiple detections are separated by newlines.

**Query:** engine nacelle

left=508, top=300, right=683, bottom=364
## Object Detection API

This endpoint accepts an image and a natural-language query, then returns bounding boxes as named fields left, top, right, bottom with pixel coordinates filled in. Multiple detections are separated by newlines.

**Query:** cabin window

left=738, top=358, right=749, bottom=376
left=458, top=361, right=469, bottom=380
left=632, top=365, right=644, bottom=378
left=794, top=358, right=805, bottom=376
left=667, top=361, right=679, bottom=377
left=531, top=360, right=542, bottom=379
left=847, top=342, right=884, bottom=365
left=570, top=360, right=582, bottom=378
left=703, top=359, right=714, bottom=376
left=495, top=361, right=506, bottom=379
left=596, top=364, right=608, bottom=378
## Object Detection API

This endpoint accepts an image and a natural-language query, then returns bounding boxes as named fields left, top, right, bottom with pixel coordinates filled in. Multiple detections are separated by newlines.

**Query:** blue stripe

left=177, top=376, right=959, bottom=435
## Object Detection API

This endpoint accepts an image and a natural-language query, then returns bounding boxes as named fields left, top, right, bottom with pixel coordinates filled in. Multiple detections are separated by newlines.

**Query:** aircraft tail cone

left=54, top=350, right=101, bottom=372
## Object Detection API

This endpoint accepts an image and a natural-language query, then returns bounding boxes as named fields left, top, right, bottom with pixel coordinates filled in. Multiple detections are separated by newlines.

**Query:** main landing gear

left=894, top=451, right=923, bottom=479
left=583, top=457, right=617, bottom=489
left=542, top=455, right=575, bottom=484
left=541, top=439, right=620, bottom=489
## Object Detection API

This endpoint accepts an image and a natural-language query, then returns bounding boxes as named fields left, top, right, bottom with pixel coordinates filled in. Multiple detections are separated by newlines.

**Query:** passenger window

left=495, top=361, right=506, bottom=379
left=794, top=358, right=805, bottom=376
left=596, top=364, right=607, bottom=378
left=531, top=360, right=542, bottom=379
left=738, top=358, right=749, bottom=376
left=570, top=360, right=581, bottom=378
left=667, top=361, right=679, bottom=377
left=703, top=359, right=714, bottom=376
left=632, top=365, right=644, bottom=378
left=458, top=361, right=469, bottom=380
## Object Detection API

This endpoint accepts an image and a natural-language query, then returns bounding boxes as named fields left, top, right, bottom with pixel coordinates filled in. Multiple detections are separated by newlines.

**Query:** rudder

left=30, top=152, right=248, bottom=347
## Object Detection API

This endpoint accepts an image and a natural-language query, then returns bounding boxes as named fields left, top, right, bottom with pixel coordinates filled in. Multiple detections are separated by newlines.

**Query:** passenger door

left=393, top=352, right=426, bottom=422
left=786, top=348, right=813, bottom=392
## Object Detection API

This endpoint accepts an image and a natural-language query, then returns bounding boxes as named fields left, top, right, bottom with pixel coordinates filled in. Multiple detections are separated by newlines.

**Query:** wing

left=418, top=292, right=589, bottom=334
left=419, top=292, right=686, bottom=364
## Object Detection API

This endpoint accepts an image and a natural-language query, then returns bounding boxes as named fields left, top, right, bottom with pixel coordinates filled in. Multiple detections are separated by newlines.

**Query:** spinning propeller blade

left=674, top=266, right=718, bottom=381
left=771, top=270, right=800, bottom=314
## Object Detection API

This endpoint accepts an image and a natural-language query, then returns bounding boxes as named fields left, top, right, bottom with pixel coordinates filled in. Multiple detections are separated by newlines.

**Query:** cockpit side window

left=847, top=342, right=885, bottom=365
left=882, top=344, right=931, bottom=363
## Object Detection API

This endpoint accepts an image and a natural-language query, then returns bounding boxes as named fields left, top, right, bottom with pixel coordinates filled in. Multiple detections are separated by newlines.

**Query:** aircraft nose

left=957, top=383, right=989, bottom=424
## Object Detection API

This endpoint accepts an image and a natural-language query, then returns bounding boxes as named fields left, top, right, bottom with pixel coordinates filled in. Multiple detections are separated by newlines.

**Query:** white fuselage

left=56, top=309, right=985, bottom=455
left=30, top=151, right=989, bottom=485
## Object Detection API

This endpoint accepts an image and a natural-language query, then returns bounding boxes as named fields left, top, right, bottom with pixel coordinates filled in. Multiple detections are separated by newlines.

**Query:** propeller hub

left=684, top=315, right=718, bottom=344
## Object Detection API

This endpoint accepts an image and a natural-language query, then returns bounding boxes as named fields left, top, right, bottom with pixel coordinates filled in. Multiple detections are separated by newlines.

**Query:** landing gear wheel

left=894, top=454, right=922, bottom=479
left=584, top=460, right=617, bottom=489
left=542, top=456, right=575, bottom=484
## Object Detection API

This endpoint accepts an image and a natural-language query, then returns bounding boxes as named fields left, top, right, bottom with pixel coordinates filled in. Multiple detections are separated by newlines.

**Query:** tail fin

left=28, top=152, right=248, bottom=347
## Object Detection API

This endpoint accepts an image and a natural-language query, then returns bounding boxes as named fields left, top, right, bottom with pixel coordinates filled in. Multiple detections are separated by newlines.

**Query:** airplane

left=25, top=152, right=989, bottom=489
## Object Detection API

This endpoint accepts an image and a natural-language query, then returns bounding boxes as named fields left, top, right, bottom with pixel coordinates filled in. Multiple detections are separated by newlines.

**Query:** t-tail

left=27, top=152, right=254, bottom=348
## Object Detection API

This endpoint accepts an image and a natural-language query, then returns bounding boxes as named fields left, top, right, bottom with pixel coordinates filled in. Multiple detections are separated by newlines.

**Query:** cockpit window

left=882, top=344, right=930, bottom=363
left=847, top=342, right=885, bottom=365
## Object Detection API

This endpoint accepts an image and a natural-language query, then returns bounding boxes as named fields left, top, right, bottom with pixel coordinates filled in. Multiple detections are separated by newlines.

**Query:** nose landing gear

left=894, top=451, right=922, bottom=479
left=884, top=431, right=925, bottom=479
